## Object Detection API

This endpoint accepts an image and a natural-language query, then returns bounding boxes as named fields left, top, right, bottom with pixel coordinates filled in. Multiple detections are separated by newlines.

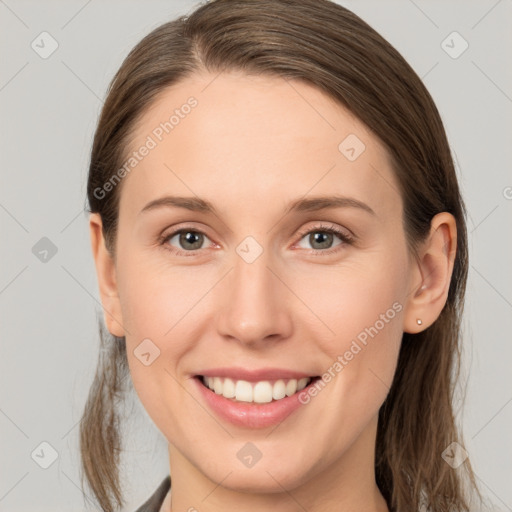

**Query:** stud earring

left=416, top=318, right=423, bottom=325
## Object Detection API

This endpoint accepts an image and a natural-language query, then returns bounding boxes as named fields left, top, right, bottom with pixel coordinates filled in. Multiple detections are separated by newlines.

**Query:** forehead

left=118, top=71, right=401, bottom=221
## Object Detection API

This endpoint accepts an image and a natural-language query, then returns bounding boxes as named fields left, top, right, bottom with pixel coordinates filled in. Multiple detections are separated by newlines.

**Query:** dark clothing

left=134, top=476, right=171, bottom=512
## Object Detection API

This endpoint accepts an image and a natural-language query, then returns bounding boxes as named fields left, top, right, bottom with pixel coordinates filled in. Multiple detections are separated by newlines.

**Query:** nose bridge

left=217, top=240, right=292, bottom=345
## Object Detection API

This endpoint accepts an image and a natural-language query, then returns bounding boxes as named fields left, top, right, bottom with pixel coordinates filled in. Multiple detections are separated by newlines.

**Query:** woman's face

left=94, top=71, right=422, bottom=495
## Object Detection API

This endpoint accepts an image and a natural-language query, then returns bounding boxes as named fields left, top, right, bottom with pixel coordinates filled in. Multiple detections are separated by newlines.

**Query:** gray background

left=1, top=0, right=511, bottom=510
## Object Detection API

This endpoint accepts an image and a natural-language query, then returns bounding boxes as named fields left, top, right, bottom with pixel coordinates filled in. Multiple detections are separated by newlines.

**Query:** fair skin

left=90, top=71, right=456, bottom=512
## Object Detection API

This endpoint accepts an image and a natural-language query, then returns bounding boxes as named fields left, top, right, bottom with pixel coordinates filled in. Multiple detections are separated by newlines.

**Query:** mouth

left=194, top=375, right=322, bottom=404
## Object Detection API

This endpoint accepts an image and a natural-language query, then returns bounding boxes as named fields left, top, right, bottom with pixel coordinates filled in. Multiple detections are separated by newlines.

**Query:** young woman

left=80, top=1, right=483, bottom=510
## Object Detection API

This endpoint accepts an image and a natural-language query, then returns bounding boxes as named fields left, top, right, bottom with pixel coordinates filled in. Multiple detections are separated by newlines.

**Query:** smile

left=193, top=371, right=322, bottom=429
left=200, top=376, right=313, bottom=403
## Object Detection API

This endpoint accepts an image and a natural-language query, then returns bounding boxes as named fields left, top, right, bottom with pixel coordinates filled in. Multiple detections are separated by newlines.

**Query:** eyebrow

left=139, top=194, right=376, bottom=217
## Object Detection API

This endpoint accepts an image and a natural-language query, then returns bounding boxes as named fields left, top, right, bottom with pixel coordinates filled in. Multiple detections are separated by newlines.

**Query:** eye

left=295, top=223, right=354, bottom=254
left=160, top=228, right=213, bottom=256
left=159, top=223, right=354, bottom=257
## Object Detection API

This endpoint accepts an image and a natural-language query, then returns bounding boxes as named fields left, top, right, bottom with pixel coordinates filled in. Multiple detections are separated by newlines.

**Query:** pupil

left=311, top=232, right=332, bottom=249
left=181, top=231, right=202, bottom=250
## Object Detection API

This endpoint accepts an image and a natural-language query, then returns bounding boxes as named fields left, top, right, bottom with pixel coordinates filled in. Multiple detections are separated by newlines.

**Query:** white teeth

left=213, top=377, right=223, bottom=394
left=272, top=379, right=286, bottom=400
left=235, top=380, right=253, bottom=402
left=285, top=379, right=297, bottom=396
left=253, top=381, right=273, bottom=403
left=223, top=377, right=235, bottom=398
left=297, top=377, right=309, bottom=391
left=202, top=376, right=312, bottom=403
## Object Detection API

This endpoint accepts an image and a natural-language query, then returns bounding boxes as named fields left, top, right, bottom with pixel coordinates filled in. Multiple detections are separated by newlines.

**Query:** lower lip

left=194, top=376, right=318, bottom=429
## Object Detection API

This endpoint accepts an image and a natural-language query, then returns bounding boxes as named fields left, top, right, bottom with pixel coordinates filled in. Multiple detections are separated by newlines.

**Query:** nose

left=216, top=247, right=294, bottom=348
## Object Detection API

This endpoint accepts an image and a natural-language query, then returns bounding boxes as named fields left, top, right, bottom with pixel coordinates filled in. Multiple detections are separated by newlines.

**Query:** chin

left=199, top=457, right=316, bottom=494
left=214, top=470, right=306, bottom=494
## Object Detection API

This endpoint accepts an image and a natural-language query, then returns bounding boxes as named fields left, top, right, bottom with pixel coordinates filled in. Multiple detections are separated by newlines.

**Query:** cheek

left=116, top=252, right=197, bottom=339
left=304, top=252, right=405, bottom=342
left=301, top=251, right=407, bottom=408
left=115, top=255, right=193, bottom=406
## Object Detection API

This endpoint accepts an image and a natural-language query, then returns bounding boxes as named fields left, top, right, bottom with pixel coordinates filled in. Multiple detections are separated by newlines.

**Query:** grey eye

left=168, top=230, right=208, bottom=251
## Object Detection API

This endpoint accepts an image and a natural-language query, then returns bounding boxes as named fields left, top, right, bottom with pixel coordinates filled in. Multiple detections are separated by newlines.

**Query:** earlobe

left=403, top=212, right=457, bottom=334
left=89, top=213, right=125, bottom=337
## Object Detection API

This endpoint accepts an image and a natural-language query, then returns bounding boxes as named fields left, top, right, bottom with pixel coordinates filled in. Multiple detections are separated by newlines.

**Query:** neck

left=166, top=415, right=389, bottom=512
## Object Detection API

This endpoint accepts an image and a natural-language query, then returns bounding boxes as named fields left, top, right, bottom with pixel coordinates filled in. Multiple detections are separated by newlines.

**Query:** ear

left=89, top=213, right=125, bottom=337
left=403, top=212, right=457, bottom=334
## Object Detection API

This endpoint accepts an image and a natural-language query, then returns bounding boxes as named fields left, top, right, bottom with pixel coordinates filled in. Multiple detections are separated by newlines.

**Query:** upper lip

left=195, top=367, right=317, bottom=382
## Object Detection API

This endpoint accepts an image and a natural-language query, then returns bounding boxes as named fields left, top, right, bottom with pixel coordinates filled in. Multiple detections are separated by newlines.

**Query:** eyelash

left=158, top=223, right=354, bottom=257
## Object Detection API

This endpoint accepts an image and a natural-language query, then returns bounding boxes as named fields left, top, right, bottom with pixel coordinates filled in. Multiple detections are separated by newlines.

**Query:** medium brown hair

left=82, top=1, right=482, bottom=510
